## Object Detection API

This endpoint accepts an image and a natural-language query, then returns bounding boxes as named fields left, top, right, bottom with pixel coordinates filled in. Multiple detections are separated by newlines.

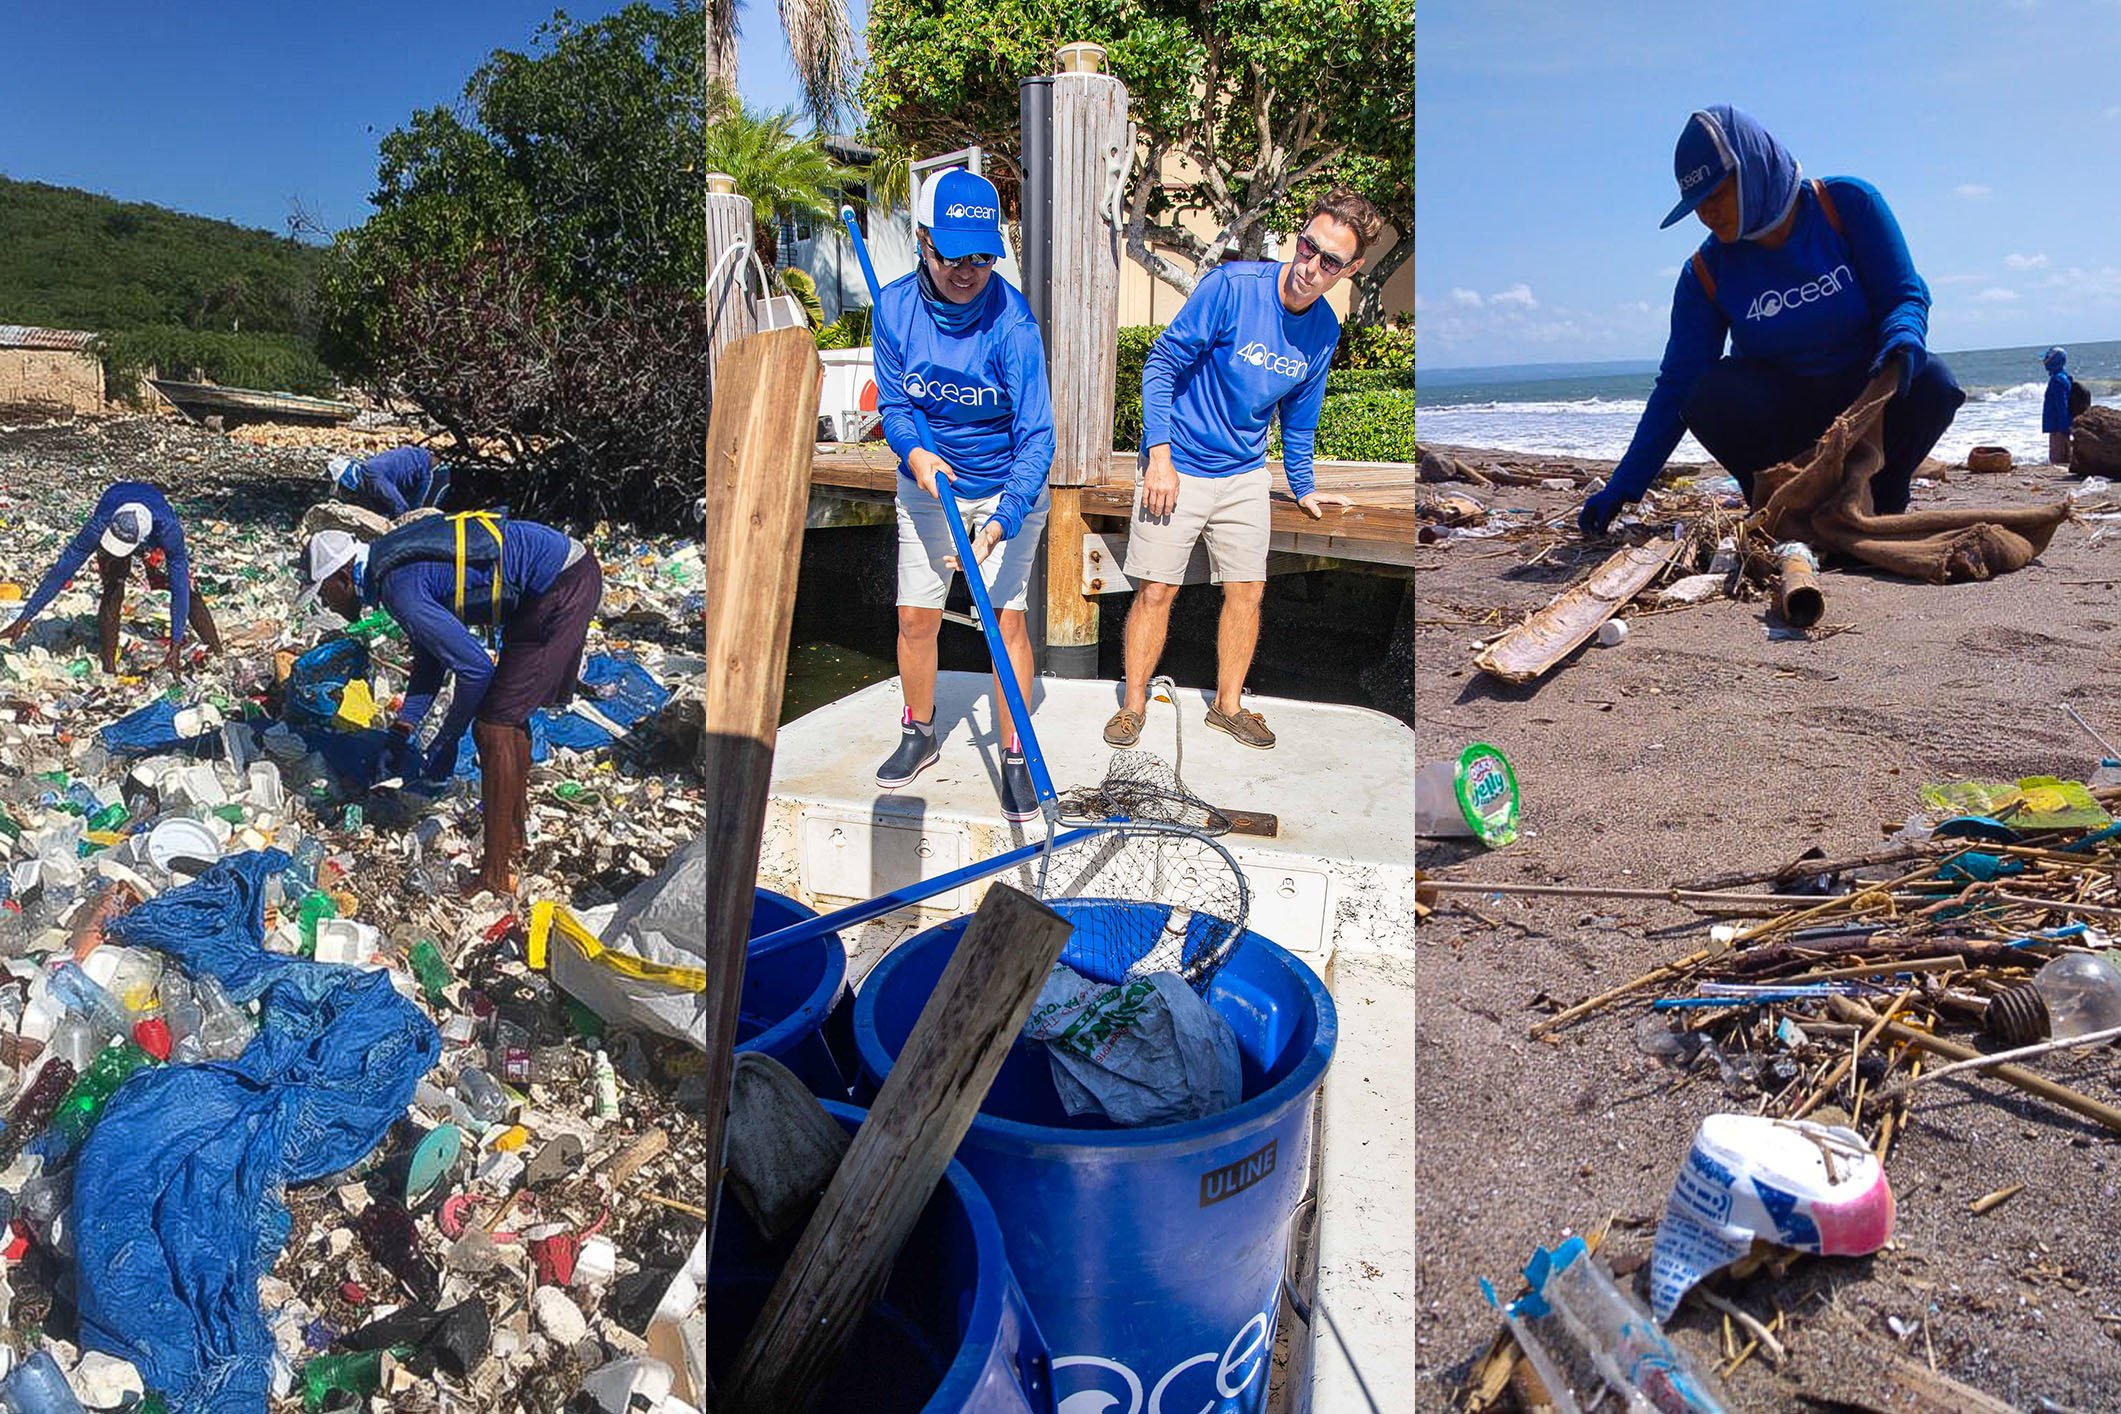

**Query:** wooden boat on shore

left=148, top=378, right=358, bottom=428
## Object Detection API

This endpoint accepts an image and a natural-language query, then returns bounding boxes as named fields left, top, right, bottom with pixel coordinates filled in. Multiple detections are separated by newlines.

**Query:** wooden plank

left=707, top=190, right=758, bottom=392
left=1473, top=542, right=1679, bottom=684
left=719, top=884, right=1075, bottom=1413
left=1046, top=484, right=1101, bottom=650
left=1044, top=72, right=1128, bottom=489
left=700, top=325, right=824, bottom=1335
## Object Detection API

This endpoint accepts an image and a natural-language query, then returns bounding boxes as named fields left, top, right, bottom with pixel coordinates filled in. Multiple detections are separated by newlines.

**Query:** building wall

left=0, top=349, right=103, bottom=415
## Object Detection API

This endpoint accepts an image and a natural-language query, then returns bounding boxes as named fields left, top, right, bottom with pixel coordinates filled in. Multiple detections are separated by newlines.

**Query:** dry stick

left=719, top=885, right=1076, bottom=1413
left=1826, top=997, right=2121, bottom=1133
left=1677, top=841, right=1936, bottom=894
left=1986, top=892, right=2121, bottom=922
left=1872, top=1022, right=2121, bottom=1103
left=1794, top=990, right=1917, bottom=1121
left=1694, top=1290, right=1787, bottom=1366
left=1416, top=879, right=1928, bottom=907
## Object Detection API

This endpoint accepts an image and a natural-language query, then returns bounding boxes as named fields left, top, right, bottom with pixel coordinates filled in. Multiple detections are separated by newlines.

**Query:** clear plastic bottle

left=1988, top=950, right=2121, bottom=1043
left=192, top=974, right=255, bottom=1059
left=48, top=962, right=132, bottom=1036
left=455, top=1065, right=508, bottom=1124
left=1503, top=1237, right=1727, bottom=1414
left=0, top=1349, right=85, bottom=1413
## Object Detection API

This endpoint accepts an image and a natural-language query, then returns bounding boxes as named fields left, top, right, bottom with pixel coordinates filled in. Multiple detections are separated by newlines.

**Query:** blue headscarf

left=2045, top=346, right=2069, bottom=374
left=1705, top=105, right=1805, bottom=241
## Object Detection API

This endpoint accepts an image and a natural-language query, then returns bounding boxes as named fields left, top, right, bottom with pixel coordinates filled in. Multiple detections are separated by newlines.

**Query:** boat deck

left=808, top=443, right=1416, bottom=569
left=759, top=672, right=1413, bottom=1414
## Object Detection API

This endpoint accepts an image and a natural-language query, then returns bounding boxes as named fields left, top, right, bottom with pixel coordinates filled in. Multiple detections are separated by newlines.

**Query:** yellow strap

left=528, top=900, right=707, bottom=991
left=449, top=511, right=506, bottom=631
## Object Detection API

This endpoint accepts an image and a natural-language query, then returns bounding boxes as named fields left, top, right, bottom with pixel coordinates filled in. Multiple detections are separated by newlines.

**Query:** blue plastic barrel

left=708, top=1100, right=1056, bottom=1412
left=852, top=910, right=1336, bottom=1414
left=738, top=890, right=850, bottom=1097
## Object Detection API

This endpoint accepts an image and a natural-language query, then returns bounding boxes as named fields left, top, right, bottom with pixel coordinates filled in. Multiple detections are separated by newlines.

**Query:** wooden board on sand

left=1473, top=542, right=1680, bottom=684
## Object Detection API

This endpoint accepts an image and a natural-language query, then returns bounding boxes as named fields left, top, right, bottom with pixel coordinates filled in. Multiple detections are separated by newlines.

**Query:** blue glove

left=1578, top=487, right=1625, bottom=538
left=1870, top=335, right=1924, bottom=397
left=381, top=730, right=422, bottom=784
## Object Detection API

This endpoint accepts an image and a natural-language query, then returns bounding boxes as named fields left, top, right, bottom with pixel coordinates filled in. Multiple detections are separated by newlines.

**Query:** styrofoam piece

left=146, top=818, right=222, bottom=874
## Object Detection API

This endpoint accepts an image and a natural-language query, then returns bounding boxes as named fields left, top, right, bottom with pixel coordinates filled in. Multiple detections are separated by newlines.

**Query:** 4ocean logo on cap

left=1745, top=263, right=1855, bottom=322
left=943, top=202, right=997, bottom=221
left=1678, top=163, right=1715, bottom=192
left=1235, top=342, right=1308, bottom=380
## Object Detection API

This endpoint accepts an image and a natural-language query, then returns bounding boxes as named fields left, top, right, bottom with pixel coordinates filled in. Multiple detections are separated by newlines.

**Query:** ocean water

left=1419, top=341, right=2121, bottom=468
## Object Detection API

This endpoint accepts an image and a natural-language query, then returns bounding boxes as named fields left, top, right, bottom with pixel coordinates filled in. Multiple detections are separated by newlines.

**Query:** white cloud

left=1934, top=273, right=1984, bottom=286
left=1977, top=287, right=2019, bottom=302
left=1954, top=183, right=1993, bottom=200
left=1656, top=265, right=1681, bottom=279
left=2005, top=252, right=2049, bottom=270
left=1449, top=287, right=1484, bottom=308
left=1490, top=283, right=1538, bottom=309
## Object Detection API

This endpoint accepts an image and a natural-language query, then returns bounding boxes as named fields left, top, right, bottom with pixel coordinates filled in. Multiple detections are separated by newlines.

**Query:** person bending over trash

left=329, top=446, right=452, bottom=521
left=0, top=481, right=221, bottom=675
left=871, top=167, right=1056, bottom=822
left=1106, top=186, right=1377, bottom=753
left=1579, top=105, right=1965, bottom=537
left=300, top=514, right=602, bottom=896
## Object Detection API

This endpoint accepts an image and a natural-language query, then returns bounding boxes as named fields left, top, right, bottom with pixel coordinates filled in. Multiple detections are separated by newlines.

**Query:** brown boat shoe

left=1205, top=705, right=1275, bottom=749
left=1103, top=707, right=1144, bottom=747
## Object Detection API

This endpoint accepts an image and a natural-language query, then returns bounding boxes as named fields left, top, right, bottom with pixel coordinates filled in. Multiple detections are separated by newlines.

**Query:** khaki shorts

left=896, top=479, right=1049, bottom=612
left=1123, top=463, right=1271, bottom=585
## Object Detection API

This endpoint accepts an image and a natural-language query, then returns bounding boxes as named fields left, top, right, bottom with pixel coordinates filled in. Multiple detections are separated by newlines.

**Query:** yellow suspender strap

left=450, top=512, right=506, bottom=630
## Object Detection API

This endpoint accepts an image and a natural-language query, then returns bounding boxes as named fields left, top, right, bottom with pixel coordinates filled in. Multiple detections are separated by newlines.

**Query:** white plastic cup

left=1597, top=619, right=1629, bottom=647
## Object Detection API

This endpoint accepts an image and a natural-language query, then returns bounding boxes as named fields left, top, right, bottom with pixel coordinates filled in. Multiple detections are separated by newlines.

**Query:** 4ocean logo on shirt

left=905, top=373, right=1001, bottom=407
left=1234, top=342, right=1308, bottom=380
left=1744, top=263, right=1855, bottom=322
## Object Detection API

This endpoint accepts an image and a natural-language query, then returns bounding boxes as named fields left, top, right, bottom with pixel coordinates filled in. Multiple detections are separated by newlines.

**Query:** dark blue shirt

left=350, top=447, right=438, bottom=518
left=367, top=519, right=576, bottom=757
left=2045, top=371, right=2075, bottom=434
left=16, top=482, right=194, bottom=645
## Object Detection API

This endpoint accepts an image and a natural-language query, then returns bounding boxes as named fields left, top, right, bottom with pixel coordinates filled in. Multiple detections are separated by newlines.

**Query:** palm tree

left=707, top=0, right=855, bottom=135
left=703, top=100, right=862, bottom=266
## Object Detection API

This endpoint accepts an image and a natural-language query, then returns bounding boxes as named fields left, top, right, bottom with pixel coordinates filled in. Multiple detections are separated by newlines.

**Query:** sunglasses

left=1295, top=232, right=1353, bottom=277
left=922, top=236, right=996, bottom=270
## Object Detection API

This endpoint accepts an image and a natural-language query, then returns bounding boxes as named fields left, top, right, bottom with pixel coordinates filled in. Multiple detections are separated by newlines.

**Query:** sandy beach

left=1414, top=443, right=2121, bottom=1410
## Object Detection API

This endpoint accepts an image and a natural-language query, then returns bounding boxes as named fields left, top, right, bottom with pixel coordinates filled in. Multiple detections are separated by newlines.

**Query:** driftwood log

left=2070, top=404, right=2121, bottom=479
left=1751, top=365, right=2069, bottom=583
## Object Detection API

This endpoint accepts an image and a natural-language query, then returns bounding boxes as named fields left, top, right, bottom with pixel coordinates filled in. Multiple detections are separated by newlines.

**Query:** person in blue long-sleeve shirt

left=870, top=167, right=1056, bottom=821
left=2043, top=347, right=2075, bottom=466
left=1581, top=106, right=1966, bottom=536
left=0, top=482, right=221, bottom=675
left=329, top=446, right=452, bottom=520
left=300, top=515, right=602, bottom=896
left=1108, top=187, right=1379, bottom=753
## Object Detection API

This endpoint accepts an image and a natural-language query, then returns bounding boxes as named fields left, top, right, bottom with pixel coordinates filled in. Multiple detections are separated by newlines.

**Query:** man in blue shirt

left=2043, top=347, right=2075, bottom=466
left=300, top=515, right=602, bottom=896
left=329, top=446, right=452, bottom=521
left=1106, top=187, right=1378, bottom=752
left=1581, top=106, right=1964, bottom=536
left=871, top=167, right=1057, bottom=821
left=0, top=482, right=221, bottom=675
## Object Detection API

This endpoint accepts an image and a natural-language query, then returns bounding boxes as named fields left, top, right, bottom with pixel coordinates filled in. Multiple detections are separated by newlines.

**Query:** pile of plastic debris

left=0, top=414, right=709, bottom=1412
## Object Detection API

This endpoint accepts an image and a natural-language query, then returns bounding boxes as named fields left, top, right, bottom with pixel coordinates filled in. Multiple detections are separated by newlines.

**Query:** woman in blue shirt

left=1581, top=106, right=1965, bottom=535
left=870, top=168, right=1056, bottom=822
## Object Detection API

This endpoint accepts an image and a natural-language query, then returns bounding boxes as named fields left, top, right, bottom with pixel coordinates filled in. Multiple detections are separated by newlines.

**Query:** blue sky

left=0, top=2, right=831, bottom=240
left=1420, top=1, right=2121, bottom=368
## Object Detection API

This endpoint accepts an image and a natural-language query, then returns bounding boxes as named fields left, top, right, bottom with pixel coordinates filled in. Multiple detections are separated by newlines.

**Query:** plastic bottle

left=455, top=1065, right=509, bottom=1124
left=1988, top=950, right=2121, bottom=1043
left=0, top=1058, right=78, bottom=1168
left=48, top=962, right=132, bottom=1036
left=49, top=1038, right=156, bottom=1148
left=1502, top=1237, right=1727, bottom=1414
left=408, top=940, right=452, bottom=1007
left=191, top=974, right=254, bottom=1060
left=0, top=1349, right=85, bottom=1413
left=592, top=1046, right=619, bottom=1119
left=296, top=891, right=337, bottom=955
left=298, top=1348, right=404, bottom=1413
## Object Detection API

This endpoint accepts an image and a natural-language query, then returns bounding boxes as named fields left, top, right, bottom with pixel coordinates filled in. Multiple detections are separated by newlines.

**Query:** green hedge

left=1332, top=318, right=1413, bottom=371
left=1112, top=324, right=1413, bottom=461
left=98, top=327, right=335, bottom=399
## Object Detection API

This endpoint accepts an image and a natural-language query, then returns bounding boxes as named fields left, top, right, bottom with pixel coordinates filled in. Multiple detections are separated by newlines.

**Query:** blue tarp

left=99, top=699, right=189, bottom=757
left=284, top=638, right=370, bottom=727
left=76, top=850, right=440, bottom=1411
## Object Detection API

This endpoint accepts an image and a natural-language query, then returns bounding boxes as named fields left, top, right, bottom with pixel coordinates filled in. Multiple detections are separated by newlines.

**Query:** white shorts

left=895, top=479, right=1050, bottom=612
left=1123, top=462, right=1272, bottom=585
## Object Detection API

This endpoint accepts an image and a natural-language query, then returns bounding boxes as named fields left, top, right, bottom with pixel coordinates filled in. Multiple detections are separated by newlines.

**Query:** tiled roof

left=0, top=326, right=97, bottom=352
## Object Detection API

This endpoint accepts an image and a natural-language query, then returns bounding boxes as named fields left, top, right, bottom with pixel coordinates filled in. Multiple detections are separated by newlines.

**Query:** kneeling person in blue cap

left=328, top=446, right=452, bottom=521
left=300, top=514, right=602, bottom=896
left=0, top=482, right=221, bottom=675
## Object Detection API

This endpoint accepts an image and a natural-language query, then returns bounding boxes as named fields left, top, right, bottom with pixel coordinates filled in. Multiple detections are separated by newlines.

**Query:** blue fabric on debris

left=99, top=699, right=189, bottom=756
left=76, top=849, right=440, bottom=1411
left=284, top=638, right=370, bottom=726
left=541, top=654, right=669, bottom=752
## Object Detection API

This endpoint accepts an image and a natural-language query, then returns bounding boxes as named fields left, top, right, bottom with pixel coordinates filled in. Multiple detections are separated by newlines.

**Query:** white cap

left=302, top=530, right=361, bottom=592
left=99, top=502, right=153, bottom=558
left=328, top=455, right=360, bottom=490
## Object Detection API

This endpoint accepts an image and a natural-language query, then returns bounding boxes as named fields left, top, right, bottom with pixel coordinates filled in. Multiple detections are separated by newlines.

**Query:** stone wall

left=0, top=349, right=104, bottom=416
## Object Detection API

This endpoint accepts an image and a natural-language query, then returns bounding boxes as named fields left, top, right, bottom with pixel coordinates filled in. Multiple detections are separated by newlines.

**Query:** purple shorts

left=478, top=552, right=603, bottom=728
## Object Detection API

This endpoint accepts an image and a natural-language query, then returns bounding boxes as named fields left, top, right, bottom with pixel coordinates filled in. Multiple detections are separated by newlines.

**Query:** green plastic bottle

left=298, top=891, right=338, bottom=956
left=408, top=939, right=452, bottom=1007
left=299, top=1347, right=409, bottom=1412
left=88, top=803, right=129, bottom=834
left=49, top=1038, right=156, bottom=1147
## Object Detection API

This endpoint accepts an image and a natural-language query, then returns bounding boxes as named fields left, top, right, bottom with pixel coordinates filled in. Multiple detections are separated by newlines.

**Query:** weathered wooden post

left=700, top=325, right=824, bottom=1365
left=706, top=173, right=759, bottom=397
left=1021, top=44, right=1128, bottom=678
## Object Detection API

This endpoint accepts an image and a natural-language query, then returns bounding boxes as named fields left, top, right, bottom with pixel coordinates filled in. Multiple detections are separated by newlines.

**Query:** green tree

left=859, top=0, right=1413, bottom=320
left=702, top=100, right=862, bottom=265
left=708, top=0, right=856, bottom=134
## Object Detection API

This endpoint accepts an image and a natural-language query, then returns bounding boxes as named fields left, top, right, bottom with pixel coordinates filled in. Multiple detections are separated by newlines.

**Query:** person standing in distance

left=1106, top=187, right=1378, bottom=752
